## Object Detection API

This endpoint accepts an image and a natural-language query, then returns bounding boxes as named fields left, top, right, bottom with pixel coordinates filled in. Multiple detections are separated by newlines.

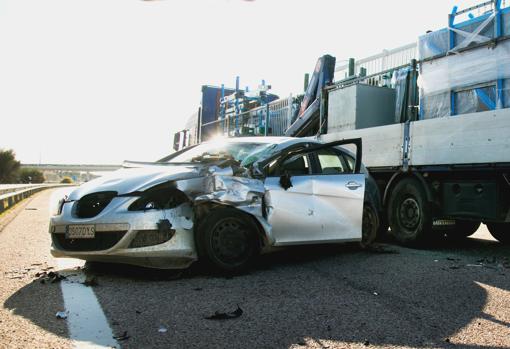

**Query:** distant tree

left=18, top=168, right=45, bottom=184
left=60, top=176, right=73, bottom=184
left=0, top=149, right=21, bottom=184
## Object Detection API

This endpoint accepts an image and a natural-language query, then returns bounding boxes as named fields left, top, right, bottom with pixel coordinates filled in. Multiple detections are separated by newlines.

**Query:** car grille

left=52, top=231, right=127, bottom=252
left=75, top=191, right=117, bottom=218
left=129, top=229, right=175, bottom=248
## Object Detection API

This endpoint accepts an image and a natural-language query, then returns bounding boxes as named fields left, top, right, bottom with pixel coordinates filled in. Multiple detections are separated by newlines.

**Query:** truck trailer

left=316, top=1, right=510, bottom=245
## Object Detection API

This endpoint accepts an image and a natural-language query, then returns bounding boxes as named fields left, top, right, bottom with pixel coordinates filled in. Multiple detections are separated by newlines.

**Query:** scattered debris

left=55, top=311, right=68, bottom=319
left=82, top=275, right=98, bottom=287
left=205, top=305, right=243, bottom=320
left=38, top=271, right=67, bottom=284
left=113, top=331, right=130, bottom=341
left=6, top=275, right=24, bottom=280
left=158, top=325, right=168, bottom=333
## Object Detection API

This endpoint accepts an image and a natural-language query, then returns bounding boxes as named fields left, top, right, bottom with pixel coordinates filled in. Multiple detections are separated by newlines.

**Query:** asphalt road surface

left=1, top=189, right=510, bottom=349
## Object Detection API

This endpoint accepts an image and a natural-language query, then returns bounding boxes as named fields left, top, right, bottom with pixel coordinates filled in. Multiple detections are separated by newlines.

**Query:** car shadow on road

left=4, top=238, right=510, bottom=349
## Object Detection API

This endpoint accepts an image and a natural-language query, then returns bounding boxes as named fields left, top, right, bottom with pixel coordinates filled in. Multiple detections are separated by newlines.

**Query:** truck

left=311, top=1, right=510, bottom=245
left=177, top=1, right=510, bottom=246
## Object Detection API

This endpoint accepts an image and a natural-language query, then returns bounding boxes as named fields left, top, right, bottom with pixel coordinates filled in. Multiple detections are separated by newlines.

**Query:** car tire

left=445, top=220, right=481, bottom=240
left=388, top=178, right=432, bottom=246
left=195, top=208, right=260, bottom=273
left=361, top=201, right=379, bottom=248
left=487, top=222, right=510, bottom=244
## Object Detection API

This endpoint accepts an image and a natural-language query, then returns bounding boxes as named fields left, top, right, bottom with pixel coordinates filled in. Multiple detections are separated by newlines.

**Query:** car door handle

left=345, top=181, right=362, bottom=190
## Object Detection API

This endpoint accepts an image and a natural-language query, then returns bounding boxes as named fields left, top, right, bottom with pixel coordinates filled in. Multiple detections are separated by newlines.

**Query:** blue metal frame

left=447, top=1, right=509, bottom=115
left=234, top=76, right=240, bottom=135
left=448, top=6, right=458, bottom=115
left=475, top=87, right=497, bottom=110
left=495, top=0, right=505, bottom=109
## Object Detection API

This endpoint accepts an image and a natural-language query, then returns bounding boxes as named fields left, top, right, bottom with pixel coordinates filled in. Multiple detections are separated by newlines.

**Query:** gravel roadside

left=0, top=189, right=71, bottom=349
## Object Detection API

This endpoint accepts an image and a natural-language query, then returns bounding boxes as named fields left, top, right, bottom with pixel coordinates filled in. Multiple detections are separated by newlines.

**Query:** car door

left=263, top=139, right=365, bottom=246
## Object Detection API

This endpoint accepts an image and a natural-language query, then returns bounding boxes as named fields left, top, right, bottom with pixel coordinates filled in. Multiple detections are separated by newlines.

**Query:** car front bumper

left=49, top=196, right=197, bottom=269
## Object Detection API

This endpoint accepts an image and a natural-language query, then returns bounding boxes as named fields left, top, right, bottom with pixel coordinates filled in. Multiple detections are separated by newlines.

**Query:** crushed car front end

left=50, top=173, right=199, bottom=269
left=49, top=163, right=268, bottom=269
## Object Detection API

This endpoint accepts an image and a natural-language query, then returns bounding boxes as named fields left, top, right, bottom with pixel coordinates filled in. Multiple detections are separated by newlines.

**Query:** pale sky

left=0, top=0, right=482, bottom=164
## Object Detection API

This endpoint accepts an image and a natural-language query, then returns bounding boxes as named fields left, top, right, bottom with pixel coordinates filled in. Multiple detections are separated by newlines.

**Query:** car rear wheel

left=487, top=222, right=510, bottom=244
left=388, top=178, right=432, bottom=246
left=361, top=202, right=379, bottom=248
left=196, top=208, right=260, bottom=273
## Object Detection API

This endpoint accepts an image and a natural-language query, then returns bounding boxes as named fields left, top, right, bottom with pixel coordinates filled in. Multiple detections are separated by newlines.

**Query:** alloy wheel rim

left=211, top=218, right=250, bottom=264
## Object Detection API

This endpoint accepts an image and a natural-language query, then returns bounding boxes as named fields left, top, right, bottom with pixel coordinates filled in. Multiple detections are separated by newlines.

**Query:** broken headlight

left=128, top=183, right=189, bottom=211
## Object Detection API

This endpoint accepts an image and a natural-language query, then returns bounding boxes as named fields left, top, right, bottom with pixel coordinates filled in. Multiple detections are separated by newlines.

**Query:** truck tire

left=446, top=220, right=481, bottom=240
left=388, top=177, right=433, bottom=245
left=487, top=222, right=510, bottom=244
left=195, top=208, right=260, bottom=273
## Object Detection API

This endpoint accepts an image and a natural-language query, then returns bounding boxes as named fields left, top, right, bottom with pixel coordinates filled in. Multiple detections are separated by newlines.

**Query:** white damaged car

left=50, top=137, right=381, bottom=272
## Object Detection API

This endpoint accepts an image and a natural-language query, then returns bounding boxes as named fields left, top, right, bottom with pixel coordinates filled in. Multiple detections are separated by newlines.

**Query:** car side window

left=270, top=154, right=311, bottom=176
left=315, top=148, right=350, bottom=175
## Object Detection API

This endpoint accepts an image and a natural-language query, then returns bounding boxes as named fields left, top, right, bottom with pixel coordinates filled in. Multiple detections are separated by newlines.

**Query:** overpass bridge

left=20, top=163, right=122, bottom=172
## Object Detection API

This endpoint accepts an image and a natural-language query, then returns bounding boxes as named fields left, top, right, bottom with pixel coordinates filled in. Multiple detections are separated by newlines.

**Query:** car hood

left=68, top=165, right=202, bottom=200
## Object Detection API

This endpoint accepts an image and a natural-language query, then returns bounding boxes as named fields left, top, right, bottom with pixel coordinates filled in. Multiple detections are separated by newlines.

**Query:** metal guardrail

left=0, top=184, right=72, bottom=214
left=0, top=184, right=53, bottom=196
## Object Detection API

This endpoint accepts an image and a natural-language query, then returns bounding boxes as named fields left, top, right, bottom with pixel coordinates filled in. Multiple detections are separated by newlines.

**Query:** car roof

left=208, top=136, right=319, bottom=147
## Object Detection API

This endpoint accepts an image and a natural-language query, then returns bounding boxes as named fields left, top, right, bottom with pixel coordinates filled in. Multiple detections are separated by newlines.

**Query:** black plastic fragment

left=205, top=305, right=243, bottom=320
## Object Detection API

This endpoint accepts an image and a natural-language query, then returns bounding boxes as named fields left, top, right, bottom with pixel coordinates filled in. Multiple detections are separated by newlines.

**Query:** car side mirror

left=279, top=172, right=293, bottom=190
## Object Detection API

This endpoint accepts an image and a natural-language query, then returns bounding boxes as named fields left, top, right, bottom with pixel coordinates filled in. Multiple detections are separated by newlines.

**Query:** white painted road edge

left=57, top=258, right=119, bottom=349
left=50, top=188, right=119, bottom=349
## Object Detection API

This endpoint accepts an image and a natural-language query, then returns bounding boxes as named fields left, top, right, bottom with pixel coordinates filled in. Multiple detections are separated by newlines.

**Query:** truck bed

left=321, top=108, right=510, bottom=168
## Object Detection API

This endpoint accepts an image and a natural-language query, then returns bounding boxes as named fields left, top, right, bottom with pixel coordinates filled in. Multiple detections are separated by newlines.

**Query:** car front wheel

left=196, top=208, right=260, bottom=273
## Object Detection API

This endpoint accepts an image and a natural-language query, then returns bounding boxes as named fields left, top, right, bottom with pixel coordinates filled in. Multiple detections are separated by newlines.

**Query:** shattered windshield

left=168, top=141, right=277, bottom=164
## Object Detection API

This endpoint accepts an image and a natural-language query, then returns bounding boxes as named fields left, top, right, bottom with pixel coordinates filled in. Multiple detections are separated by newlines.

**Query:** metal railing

left=335, top=43, right=417, bottom=85
left=200, top=95, right=297, bottom=139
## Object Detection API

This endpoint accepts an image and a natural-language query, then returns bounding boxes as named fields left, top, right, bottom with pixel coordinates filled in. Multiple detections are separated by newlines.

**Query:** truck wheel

left=196, top=208, right=260, bottom=273
left=487, top=222, right=510, bottom=244
left=361, top=202, right=379, bottom=248
left=388, top=178, right=432, bottom=245
left=446, top=220, right=481, bottom=240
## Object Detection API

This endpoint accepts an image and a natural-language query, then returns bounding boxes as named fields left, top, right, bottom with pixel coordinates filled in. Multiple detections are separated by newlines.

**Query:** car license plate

left=66, top=225, right=95, bottom=239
